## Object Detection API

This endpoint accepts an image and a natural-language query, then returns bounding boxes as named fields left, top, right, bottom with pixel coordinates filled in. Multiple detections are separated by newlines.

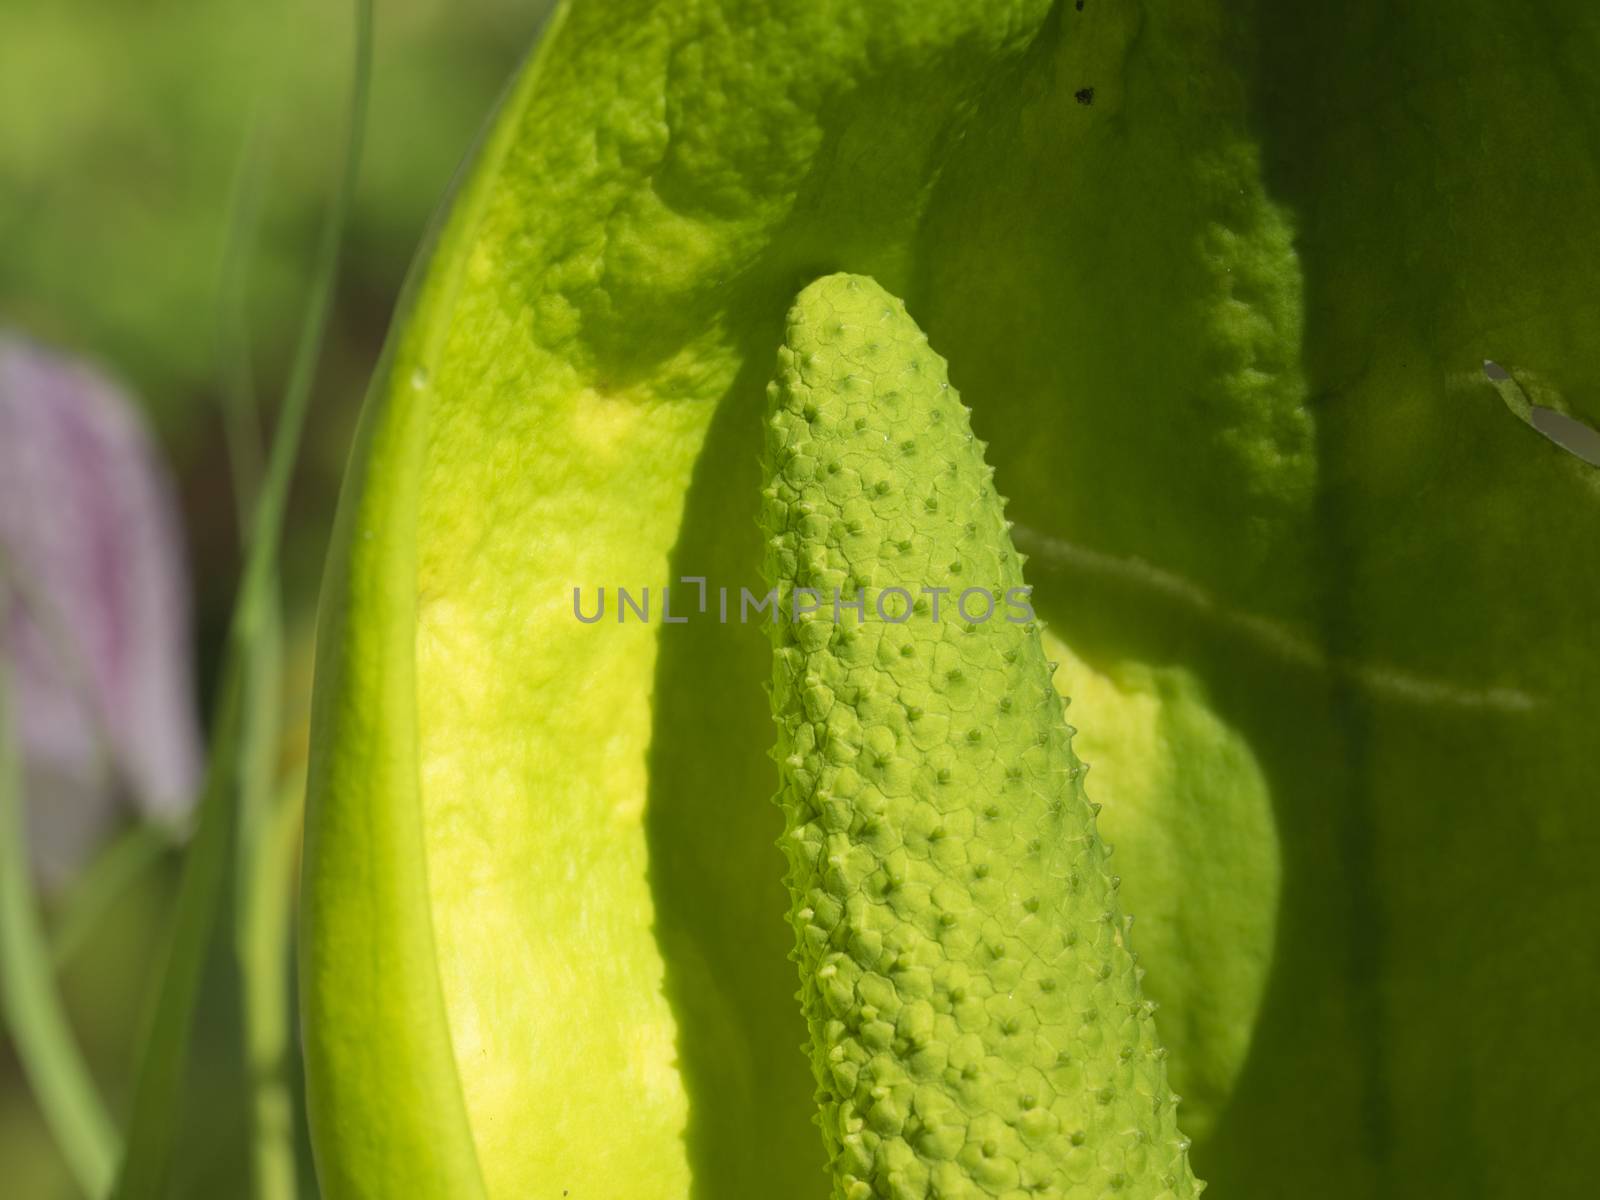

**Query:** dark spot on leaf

left=1075, top=87, right=1095, bottom=106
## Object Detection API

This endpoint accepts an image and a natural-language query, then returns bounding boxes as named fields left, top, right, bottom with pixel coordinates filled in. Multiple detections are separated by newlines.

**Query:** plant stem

left=236, top=774, right=306, bottom=1200
left=218, top=103, right=301, bottom=1200
left=0, top=589, right=120, bottom=1198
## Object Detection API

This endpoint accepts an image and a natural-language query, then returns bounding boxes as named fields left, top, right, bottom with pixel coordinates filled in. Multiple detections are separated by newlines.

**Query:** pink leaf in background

left=0, top=333, right=202, bottom=881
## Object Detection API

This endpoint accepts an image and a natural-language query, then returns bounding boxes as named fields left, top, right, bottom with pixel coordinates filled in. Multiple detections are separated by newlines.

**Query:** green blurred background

left=0, top=1, right=551, bottom=1192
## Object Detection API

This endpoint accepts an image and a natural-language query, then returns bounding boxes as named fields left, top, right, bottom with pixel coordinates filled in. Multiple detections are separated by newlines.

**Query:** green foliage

left=302, top=1, right=1600, bottom=1198
left=0, top=0, right=547, bottom=442
left=111, top=4, right=372, bottom=1195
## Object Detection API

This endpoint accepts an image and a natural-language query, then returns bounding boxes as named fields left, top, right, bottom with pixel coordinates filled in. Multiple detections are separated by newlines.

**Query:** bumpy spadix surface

left=763, top=275, right=1197, bottom=1199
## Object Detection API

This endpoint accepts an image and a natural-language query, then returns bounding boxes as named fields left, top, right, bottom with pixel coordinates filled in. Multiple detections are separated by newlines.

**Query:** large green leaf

left=302, top=1, right=1600, bottom=1197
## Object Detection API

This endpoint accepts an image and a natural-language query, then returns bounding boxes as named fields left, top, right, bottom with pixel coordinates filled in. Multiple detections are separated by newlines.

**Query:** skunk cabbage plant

left=301, top=1, right=1600, bottom=1198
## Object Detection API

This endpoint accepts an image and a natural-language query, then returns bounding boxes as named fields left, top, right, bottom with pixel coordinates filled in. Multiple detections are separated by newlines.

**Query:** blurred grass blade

left=217, top=112, right=271, bottom=520
left=0, top=583, right=120, bottom=1198
left=218, top=99, right=300, bottom=1200
left=232, top=614, right=293, bottom=1200
left=236, top=774, right=306, bottom=1200
left=109, top=3, right=371, bottom=1197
